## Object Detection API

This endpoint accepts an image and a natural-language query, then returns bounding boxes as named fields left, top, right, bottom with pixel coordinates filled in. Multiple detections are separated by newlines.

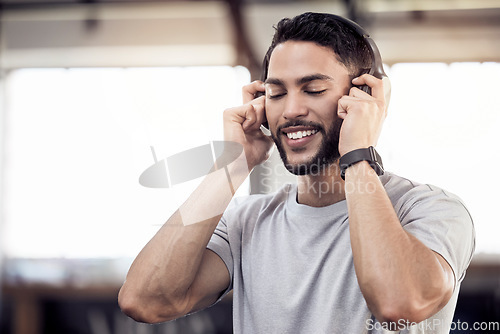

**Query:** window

left=2, top=62, right=499, bottom=260
left=2, top=66, right=250, bottom=258
left=379, top=62, right=500, bottom=256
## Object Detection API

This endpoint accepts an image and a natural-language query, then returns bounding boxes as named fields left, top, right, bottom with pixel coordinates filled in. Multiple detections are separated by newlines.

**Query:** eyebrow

left=265, top=73, right=333, bottom=87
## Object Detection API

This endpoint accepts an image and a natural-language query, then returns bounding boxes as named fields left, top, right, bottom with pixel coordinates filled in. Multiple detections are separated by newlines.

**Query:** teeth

left=286, top=129, right=318, bottom=139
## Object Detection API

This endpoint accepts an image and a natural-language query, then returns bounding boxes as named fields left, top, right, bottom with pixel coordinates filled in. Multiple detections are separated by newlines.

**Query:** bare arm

left=338, top=74, right=455, bottom=325
left=118, top=81, right=272, bottom=323
left=345, top=162, right=454, bottom=324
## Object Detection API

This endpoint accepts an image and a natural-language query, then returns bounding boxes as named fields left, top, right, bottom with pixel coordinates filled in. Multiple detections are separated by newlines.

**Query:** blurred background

left=0, top=0, right=499, bottom=333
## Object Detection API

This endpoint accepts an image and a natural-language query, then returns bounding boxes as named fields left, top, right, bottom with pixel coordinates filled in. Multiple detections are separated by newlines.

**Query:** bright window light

left=2, top=62, right=499, bottom=259
left=379, top=62, right=500, bottom=256
left=3, top=66, right=250, bottom=258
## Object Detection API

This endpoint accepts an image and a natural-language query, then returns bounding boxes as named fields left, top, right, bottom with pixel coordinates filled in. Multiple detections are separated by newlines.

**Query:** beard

left=271, top=119, right=343, bottom=175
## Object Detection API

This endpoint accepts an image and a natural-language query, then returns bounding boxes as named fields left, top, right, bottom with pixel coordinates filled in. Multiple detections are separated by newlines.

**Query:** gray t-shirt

left=207, top=172, right=475, bottom=333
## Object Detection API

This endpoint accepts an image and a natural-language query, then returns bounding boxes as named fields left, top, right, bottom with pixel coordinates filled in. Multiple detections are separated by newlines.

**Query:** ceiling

left=0, top=0, right=499, bottom=76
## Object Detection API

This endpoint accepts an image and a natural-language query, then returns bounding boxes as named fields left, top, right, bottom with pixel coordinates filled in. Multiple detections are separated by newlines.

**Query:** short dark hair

left=262, top=12, right=372, bottom=80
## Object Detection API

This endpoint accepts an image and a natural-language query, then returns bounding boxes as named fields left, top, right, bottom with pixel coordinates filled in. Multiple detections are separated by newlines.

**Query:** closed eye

left=305, top=89, right=327, bottom=96
left=268, top=92, right=287, bottom=99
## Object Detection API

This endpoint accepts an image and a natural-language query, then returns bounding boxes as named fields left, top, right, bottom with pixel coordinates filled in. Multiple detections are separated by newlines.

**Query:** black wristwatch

left=339, top=146, right=384, bottom=180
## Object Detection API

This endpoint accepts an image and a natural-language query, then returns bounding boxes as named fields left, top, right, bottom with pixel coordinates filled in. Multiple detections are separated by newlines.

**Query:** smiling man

left=119, top=12, right=475, bottom=333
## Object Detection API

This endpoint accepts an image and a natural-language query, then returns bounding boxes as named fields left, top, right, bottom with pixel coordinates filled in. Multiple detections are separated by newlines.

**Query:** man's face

left=265, top=41, right=351, bottom=175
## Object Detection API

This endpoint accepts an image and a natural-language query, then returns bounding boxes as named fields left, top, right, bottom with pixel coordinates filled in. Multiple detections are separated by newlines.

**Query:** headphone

left=260, top=13, right=391, bottom=132
left=331, top=14, right=391, bottom=100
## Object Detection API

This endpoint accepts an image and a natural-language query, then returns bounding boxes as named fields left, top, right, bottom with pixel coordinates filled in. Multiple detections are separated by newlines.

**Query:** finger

left=352, top=74, right=385, bottom=100
left=337, top=95, right=371, bottom=116
left=242, top=80, right=265, bottom=104
left=337, top=95, right=352, bottom=119
left=244, top=97, right=266, bottom=131
left=349, top=86, right=370, bottom=99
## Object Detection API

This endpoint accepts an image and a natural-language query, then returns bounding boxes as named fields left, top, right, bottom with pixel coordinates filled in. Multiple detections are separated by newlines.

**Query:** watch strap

left=339, top=146, right=384, bottom=180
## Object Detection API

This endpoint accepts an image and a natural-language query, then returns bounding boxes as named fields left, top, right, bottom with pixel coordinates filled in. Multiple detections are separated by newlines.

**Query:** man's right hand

left=119, top=81, right=274, bottom=324
left=223, top=80, right=274, bottom=170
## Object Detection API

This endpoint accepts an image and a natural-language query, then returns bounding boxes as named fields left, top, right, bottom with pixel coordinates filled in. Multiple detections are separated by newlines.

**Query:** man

left=119, top=12, right=475, bottom=333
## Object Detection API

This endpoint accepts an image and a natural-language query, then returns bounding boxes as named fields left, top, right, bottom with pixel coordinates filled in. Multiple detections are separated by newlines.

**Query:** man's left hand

left=337, top=74, right=387, bottom=156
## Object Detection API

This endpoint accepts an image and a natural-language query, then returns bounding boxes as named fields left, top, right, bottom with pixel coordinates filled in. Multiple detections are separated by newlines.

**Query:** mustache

left=276, top=120, right=325, bottom=134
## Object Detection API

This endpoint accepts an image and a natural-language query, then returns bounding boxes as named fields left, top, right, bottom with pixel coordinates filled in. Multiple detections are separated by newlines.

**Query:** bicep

left=186, top=248, right=231, bottom=314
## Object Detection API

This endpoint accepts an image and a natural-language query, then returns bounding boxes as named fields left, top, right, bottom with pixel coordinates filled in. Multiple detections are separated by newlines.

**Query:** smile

left=285, top=129, right=318, bottom=140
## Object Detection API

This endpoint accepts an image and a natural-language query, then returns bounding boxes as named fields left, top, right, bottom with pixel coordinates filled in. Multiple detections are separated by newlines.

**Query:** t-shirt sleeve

left=395, top=184, right=475, bottom=285
left=207, top=215, right=234, bottom=294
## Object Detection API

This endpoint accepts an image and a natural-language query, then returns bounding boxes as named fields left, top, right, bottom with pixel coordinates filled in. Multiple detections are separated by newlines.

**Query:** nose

left=282, top=92, right=308, bottom=121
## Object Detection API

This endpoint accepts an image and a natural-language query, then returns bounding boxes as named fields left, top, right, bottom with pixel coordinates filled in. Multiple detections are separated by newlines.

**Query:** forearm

left=119, top=79, right=271, bottom=322
left=345, top=162, right=451, bottom=322
left=120, top=154, right=249, bottom=320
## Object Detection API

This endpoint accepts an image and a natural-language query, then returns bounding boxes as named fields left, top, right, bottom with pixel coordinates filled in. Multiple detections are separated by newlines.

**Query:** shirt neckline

left=284, top=183, right=348, bottom=218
